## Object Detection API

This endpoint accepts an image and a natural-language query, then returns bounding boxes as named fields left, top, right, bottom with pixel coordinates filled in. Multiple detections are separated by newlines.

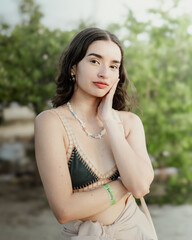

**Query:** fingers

left=101, top=77, right=120, bottom=105
left=97, top=78, right=120, bottom=120
left=107, top=78, right=120, bottom=98
left=113, top=78, right=120, bottom=91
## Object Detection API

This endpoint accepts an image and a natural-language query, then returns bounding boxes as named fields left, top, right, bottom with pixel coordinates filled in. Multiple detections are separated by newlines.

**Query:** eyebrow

left=86, top=53, right=121, bottom=64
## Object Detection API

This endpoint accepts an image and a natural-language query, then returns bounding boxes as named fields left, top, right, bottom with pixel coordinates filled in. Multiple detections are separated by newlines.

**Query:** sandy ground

left=0, top=183, right=192, bottom=240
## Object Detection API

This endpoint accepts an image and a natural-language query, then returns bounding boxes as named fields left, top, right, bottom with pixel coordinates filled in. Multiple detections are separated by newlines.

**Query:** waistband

left=61, top=194, right=156, bottom=240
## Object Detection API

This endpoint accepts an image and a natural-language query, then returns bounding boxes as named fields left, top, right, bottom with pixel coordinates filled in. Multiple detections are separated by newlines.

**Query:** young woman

left=35, top=28, right=157, bottom=239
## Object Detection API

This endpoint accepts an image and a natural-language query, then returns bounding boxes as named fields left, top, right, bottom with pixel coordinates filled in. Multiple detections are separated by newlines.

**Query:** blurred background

left=0, top=0, right=192, bottom=239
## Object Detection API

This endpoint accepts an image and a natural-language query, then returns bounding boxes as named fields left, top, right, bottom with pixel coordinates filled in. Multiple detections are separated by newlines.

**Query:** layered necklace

left=67, top=102, right=106, bottom=139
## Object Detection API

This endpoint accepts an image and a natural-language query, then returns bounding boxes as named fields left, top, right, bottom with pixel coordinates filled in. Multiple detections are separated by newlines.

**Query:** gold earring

left=71, top=73, right=76, bottom=82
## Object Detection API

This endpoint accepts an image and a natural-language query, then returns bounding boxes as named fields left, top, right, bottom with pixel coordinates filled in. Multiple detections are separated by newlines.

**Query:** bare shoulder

left=114, top=110, right=143, bottom=136
left=35, top=108, right=58, bottom=123
left=35, top=108, right=70, bottom=147
left=35, top=108, right=66, bottom=137
left=35, top=108, right=64, bottom=128
left=116, top=110, right=142, bottom=126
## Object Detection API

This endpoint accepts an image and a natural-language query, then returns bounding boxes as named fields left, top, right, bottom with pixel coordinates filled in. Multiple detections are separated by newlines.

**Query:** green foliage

left=0, top=0, right=191, bottom=203
left=0, top=0, right=77, bottom=113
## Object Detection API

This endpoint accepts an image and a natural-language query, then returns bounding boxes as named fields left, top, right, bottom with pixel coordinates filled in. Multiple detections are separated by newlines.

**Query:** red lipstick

left=93, top=82, right=108, bottom=89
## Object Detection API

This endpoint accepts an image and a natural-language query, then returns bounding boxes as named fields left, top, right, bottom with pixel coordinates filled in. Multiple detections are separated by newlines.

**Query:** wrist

left=103, top=120, right=124, bottom=136
left=103, top=184, right=116, bottom=205
left=103, top=119, right=123, bottom=128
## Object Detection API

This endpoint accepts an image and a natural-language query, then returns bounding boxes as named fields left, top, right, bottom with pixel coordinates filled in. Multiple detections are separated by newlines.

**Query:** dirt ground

left=0, top=182, right=192, bottom=240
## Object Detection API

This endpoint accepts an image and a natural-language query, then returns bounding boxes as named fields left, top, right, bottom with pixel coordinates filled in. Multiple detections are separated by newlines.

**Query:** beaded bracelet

left=103, top=184, right=116, bottom=205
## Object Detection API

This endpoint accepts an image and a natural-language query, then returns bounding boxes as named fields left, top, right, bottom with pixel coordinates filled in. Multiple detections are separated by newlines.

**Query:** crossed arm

left=34, top=109, right=154, bottom=224
left=34, top=110, right=127, bottom=224
left=103, top=110, right=154, bottom=198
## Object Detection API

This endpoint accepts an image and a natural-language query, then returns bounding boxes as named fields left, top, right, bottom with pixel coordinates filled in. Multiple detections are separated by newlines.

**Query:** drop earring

left=71, top=73, right=76, bottom=82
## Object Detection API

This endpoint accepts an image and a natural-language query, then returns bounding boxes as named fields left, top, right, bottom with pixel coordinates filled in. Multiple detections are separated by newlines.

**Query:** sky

left=0, top=0, right=192, bottom=31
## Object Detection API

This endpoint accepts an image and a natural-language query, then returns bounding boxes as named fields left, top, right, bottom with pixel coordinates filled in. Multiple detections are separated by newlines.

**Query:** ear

left=71, top=65, right=76, bottom=75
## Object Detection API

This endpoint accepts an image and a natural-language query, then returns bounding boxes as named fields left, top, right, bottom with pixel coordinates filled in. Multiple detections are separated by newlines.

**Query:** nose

left=97, top=65, right=109, bottom=79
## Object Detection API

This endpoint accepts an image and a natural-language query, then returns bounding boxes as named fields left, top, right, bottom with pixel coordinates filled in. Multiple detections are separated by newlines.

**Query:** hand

left=97, top=78, right=119, bottom=122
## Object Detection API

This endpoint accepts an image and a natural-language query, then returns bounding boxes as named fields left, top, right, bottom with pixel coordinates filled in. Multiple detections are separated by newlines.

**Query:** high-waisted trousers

left=61, top=194, right=158, bottom=240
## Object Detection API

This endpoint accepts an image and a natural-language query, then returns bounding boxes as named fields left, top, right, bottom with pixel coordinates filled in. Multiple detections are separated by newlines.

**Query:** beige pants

left=61, top=195, right=157, bottom=240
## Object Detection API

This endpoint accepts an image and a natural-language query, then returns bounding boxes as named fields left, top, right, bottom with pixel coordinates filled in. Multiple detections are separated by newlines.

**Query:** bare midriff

left=80, top=193, right=131, bottom=226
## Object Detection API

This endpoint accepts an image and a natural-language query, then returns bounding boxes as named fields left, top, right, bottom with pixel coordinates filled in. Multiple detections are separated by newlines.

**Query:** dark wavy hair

left=51, top=27, right=134, bottom=111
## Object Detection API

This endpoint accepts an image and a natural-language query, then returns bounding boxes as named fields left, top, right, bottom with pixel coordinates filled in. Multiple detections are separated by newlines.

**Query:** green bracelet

left=103, top=184, right=116, bottom=206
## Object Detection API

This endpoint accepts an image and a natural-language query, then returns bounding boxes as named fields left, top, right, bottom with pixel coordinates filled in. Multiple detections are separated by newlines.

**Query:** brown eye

left=90, top=59, right=100, bottom=64
left=110, top=65, right=118, bottom=70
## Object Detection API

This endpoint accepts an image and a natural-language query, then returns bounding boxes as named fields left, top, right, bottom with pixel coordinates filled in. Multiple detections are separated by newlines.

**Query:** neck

left=69, top=94, right=101, bottom=123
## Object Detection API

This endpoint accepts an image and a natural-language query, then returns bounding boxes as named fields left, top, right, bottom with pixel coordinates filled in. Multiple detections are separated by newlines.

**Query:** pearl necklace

left=67, top=102, right=106, bottom=139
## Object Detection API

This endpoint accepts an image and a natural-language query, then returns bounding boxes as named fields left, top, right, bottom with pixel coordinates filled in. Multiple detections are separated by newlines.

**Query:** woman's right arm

left=34, top=110, right=128, bottom=224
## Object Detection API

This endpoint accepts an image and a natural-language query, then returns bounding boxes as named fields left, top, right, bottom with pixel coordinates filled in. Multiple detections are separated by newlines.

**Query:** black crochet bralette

left=68, top=146, right=119, bottom=192
left=51, top=108, right=120, bottom=192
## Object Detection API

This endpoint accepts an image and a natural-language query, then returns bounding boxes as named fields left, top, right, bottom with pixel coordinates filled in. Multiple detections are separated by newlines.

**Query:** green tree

left=0, top=0, right=76, bottom=113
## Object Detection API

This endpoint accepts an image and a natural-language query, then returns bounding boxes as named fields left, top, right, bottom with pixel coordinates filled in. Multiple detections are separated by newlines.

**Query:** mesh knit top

left=51, top=107, right=120, bottom=192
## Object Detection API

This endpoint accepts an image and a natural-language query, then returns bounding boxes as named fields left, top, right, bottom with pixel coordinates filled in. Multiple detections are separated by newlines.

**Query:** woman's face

left=72, top=40, right=121, bottom=98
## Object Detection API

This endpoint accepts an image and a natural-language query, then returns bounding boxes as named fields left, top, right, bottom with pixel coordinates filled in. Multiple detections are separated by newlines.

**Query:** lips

left=93, top=82, right=109, bottom=89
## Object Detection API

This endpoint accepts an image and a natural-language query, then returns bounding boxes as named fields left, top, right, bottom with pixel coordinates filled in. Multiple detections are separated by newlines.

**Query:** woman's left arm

left=98, top=79, right=154, bottom=198
left=103, top=113, right=154, bottom=199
